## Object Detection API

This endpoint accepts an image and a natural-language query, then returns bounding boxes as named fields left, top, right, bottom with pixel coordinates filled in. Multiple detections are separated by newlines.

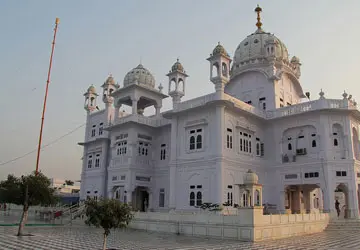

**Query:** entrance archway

left=284, top=184, right=322, bottom=214
left=132, top=186, right=149, bottom=212
left=334, top=183, right=349, bottom=218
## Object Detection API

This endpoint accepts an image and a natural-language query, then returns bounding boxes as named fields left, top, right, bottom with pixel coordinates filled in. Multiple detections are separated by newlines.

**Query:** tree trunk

left=17, top=208, right=29, bottom=236
left=17, top=184, right=29, bottom=236
left=102, top=232, right=107, bottom=250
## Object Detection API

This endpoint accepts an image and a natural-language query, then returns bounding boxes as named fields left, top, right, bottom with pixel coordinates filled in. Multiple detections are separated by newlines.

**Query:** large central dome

left=232, top=5, right=290, bottom=72
left=233, top=29, right=289, bottom=65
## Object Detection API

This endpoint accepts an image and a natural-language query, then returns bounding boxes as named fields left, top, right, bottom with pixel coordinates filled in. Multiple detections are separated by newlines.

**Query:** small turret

left=84, top=85, right=98, bottom=113
left=101, top=74, right=119, bottom=107
left=207, top=42, right=231, bottom=98
left=167, top=59, right=188, bottom=109
left=291, top=56, right=301, bottom=78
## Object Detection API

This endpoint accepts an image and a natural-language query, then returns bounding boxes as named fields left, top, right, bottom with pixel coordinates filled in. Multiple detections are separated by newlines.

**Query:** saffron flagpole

left=35, top=18, right=60, bottom=175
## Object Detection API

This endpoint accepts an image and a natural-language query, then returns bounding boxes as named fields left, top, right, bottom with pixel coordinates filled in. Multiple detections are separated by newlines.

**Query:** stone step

left=326, top=220, right=360, bottom=231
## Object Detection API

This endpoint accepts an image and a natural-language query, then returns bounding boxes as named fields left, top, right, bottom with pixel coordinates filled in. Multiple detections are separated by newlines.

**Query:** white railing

left=266, top=99, right=357, bottom=119
left=223, top=93, right=267, bottom=118
left=176, top=93, right=217, bottom=112
left=113, top=114, right=170, bottom=127
left=109, top=97, right=357, bottom=127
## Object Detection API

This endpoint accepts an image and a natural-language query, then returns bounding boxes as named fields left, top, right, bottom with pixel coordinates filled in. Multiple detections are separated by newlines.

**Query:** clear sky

left=0, top=0, right=359, bottom=181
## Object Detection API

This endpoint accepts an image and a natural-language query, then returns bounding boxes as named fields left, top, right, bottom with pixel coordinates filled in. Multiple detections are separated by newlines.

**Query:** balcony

left=266, top=99, right=357, bottom=119
left=176, top=93, right=217, bottom=112
left=109, top=114, right=171, bottom=128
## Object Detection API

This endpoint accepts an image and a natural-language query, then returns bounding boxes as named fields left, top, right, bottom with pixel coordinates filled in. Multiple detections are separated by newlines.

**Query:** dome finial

left=255, top=4, right=263, bottom=30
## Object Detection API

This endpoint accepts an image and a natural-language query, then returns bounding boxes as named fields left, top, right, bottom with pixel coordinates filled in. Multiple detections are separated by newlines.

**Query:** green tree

left=85, top=198, right=134, bottom=250
left=0, top=172, right=57, bottom=236
left=64, top=180, right=74, bottom=186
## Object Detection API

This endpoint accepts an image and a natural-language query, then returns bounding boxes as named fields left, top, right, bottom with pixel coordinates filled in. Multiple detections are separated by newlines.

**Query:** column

left=321, top=182, right=335, bottom=217
left=348, top=180, right=360, bottom=219
left=169, top=117, right=178, bottom=209
left=155, top=104, right=162, bottom=117
left=214, top=79, right=225, bottom=100
left=114, top=104, right=121, bottom=122
left=148, top=190, right=153, bottom=211
left=319, top=115, right=331, bottom=160
left=278, top=190, right=286, bottom=214
left=303, top=188, right=312, bottom=213
left=131, top=97, right=138, bottom=115
left=291, top=188, right=301, bottom=214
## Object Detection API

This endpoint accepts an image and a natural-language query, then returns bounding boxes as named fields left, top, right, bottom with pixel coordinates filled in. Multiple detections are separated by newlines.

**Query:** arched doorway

left=334, top=183, right=349, bottom=218
left=133, top=186, right=149, bottom=212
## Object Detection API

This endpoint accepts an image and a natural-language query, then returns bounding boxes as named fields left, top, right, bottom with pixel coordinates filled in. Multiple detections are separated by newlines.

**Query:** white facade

left=79, top=6, right=360, bottom=218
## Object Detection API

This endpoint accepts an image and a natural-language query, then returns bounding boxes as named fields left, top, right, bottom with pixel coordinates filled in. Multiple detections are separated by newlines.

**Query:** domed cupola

left=105, top=75, right=116, bottom=86
left=291, top=56, right=300, bottom=64
left=171, top=59, right=185, bottom=73
left=87, top=85, right=97, bottom=95
left=243, top=169, right=259, bottom=185
left=212, top=42, right=229, bottom=57
left=231, top=5, right=290, bottom=79
left=123, top=64, right=155, bottom=88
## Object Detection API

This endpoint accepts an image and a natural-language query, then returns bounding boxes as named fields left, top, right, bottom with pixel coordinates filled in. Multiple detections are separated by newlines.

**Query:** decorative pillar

left=114, top=104, right=121, bottom=119
left=169, top=117, right=178, bottom=209
left=278, top=190, right=286, bottom=214
left=131, top=97, right=138, bottom=115
left=155, top=104, right=162, bottom=117
left=303, top=188, right=311, bottom=213
left=148, top=190, right=153, bottom=211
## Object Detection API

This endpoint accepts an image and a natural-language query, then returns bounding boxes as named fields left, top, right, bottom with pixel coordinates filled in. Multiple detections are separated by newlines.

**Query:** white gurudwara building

left=79, top=6, right=360, bottom=218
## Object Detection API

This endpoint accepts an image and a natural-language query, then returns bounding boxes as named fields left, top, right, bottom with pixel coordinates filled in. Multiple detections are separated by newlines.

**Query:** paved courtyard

left=0, top=226, right=358, bottom=250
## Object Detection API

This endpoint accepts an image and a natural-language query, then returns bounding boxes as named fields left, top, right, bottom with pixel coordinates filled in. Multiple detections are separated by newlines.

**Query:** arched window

left=196, top=135, right=202, bottom=149
left=288, top=143, right=292, bottom=150
left=242, top=192, right=248, bottom=207
left=312, top=140, right=316, bottom=148
left=222, top=63, right=227, bottom=77
left=189, top=136, right=195, bottom=150
left=189, top=192, right=195, bottom=206
left=196, top=191, right=202, bottom=206
left=255, top=190, right=260, bottom=206
left=212, top=63, right=219, bottom=78
left=334, top=138, right=338, bottom=146
left=256, top=143, right=260, bottom=155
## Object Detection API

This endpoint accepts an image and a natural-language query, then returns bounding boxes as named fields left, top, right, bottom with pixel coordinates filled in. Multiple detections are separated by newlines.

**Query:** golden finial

left=55, top=17, right=60, bottom=25
left=255, top=4, right=262, bottom=29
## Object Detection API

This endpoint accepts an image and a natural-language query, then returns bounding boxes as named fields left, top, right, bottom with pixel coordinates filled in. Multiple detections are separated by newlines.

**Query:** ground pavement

left=0, top=226, right=358, bottom=250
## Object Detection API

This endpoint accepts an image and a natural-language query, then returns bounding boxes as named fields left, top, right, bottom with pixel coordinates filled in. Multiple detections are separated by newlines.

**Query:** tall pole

left=35, top=18, right=60, bottom=175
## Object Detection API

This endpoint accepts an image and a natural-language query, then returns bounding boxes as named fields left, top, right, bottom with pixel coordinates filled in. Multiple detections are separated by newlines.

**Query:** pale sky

left=0, top=0, right=359, bottom=181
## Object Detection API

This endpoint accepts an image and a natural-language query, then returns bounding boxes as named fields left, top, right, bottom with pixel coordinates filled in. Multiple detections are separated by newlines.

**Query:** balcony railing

left=176, top=93, right=217, bottom=112
left=266, top=99, right=356, bottom=119
left=110, top=114, right=171, bottom=128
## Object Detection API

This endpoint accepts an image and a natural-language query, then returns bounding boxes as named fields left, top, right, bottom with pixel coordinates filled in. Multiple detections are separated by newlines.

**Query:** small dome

left=291, top=56, right=300, bottom=64
left=171, top=59, right=185, bottom=73
left=105, top=75, right=116, bottom=85
left=123, top=64, right=155, bottom=88
left=87, top=85, right=97, bottom=94
left=212, top=42, right=229, bottom=57
left=243, top=169, right=259, bottom=184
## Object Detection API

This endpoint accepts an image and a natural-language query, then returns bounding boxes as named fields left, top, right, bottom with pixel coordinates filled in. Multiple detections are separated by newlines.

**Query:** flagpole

left=35, top=18, right=60, bottom=175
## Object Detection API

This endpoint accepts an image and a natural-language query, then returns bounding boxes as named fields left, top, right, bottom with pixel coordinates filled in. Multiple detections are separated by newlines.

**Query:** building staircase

left=326, top=219, right=360, bottom=231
